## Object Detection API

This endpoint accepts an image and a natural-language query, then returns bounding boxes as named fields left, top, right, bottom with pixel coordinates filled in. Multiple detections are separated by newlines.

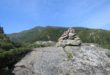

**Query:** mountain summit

left=13, top=28, right=110, bottom=75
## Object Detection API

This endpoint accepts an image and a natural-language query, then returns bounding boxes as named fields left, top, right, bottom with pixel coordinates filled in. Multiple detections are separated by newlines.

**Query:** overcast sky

left=0, top=0, right=110, bottom=33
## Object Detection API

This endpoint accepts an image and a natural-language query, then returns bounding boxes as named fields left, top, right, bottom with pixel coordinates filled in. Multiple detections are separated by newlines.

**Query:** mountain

left=8, top=26, right=67, bottom=43
left=8, top=26, right=110, bottom=49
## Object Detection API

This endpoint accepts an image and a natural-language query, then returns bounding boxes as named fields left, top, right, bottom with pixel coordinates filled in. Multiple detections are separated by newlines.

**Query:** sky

left=0, top=0, right=110, bottom=33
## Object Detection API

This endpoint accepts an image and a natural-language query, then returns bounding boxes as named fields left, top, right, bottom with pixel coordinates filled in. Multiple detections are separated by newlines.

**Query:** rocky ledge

left=13, top=44, right=110, bottom=75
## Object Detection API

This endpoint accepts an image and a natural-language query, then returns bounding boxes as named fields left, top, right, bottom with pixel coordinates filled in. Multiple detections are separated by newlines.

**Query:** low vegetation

left=0, top=27, right=31, bottom=69
left=0, top=48, right=30, bottom=68
left=8, top=26, right=110, bottom=49
left=66, top=52, right=73, bottom=60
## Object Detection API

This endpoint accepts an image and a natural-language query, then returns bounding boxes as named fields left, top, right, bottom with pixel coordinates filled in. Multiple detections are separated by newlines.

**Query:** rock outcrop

left=56, top=28, right=81, bottom=47
left=35, top=41, right=56, bottom=47
left=13, top=29, right=110, bottom=75
left=13, top=44, right=110, bottom=75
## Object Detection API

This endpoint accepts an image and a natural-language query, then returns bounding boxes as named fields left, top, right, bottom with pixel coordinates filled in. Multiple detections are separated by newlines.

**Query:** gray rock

left=13, top=44, right=110, bottom=75
left=56, top=28, right=81, bottom=47
left=35, top=41, right=56, bottom=47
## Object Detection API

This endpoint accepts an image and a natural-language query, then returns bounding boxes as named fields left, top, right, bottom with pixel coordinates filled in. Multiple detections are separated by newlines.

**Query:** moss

left=66, top=51, right=73, bottom=60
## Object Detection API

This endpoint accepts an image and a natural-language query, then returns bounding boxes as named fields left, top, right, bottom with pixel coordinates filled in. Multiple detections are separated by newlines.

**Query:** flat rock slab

left=13, top=44, right=110, bottom=75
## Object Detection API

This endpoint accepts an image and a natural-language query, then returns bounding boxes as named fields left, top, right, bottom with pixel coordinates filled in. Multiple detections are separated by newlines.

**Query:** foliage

left=0, top=32, right=14, bottom=51
left=8, top=26, right=67, bottom=43
left=0, top=27, right=31, bottom=69
left=28, top=43, right=44, bottom=48
left=0, top=42, right=14, bottom=51
left=0, top=48, right=30, bottom=68
left=66, top=52, right=73, bottom=60
left=8, top=26, right=110, bottom=49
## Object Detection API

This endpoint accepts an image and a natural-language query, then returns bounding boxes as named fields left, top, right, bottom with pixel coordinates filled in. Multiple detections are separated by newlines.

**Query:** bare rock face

left=35, top=41, right=56, bottom=47
left=56, top=28, right=81, bottom=47
left=13, top=44, right=110, bottom=75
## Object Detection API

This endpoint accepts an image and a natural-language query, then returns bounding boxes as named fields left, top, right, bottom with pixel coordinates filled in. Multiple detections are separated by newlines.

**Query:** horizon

left=0, top=0, right=110, bottom=33
left=3, top=25, right=110, bottom=34
left=2, top=25, right=110, bottom=34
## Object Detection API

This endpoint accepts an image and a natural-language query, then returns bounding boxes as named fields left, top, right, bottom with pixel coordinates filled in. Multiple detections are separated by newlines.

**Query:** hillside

left=8, top=26, right=67, bottom=43
left=0, top=27, right=14, bottom=52
left=0, top=26, right=30, bottom=69
left=8, top=26, right=110, bottom=49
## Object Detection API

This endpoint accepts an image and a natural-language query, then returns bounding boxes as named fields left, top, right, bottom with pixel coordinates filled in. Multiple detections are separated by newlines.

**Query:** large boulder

left=56, top=28, right=81, bottom=47
left=13, top=44, right=110, bottom=75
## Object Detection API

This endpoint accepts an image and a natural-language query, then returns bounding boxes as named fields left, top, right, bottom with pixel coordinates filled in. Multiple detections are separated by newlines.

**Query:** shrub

left=65, top=51, right=73, bottom=60
left=0, top=47, right=31, bottom=69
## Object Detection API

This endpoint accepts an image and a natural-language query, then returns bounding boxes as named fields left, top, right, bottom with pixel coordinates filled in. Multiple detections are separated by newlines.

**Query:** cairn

left=56, top=28, right=81, bottom=47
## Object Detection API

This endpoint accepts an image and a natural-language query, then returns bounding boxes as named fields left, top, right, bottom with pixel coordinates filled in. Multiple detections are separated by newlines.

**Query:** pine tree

left=0, top=25, right=4, bottom=34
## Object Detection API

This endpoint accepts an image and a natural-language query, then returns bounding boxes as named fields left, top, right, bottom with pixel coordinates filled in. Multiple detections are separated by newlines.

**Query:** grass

left=66, top=51, right=73, bottom=60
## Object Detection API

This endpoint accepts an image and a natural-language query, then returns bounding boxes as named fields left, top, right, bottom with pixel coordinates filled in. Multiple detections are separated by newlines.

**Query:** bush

left=0, top=42, right=14, bottom=51
left=0, top=48, right=31, bottom=69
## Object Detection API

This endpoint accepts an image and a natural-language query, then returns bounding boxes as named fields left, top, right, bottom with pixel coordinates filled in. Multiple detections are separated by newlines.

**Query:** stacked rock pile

left=56, top=28, right=81, bottom=47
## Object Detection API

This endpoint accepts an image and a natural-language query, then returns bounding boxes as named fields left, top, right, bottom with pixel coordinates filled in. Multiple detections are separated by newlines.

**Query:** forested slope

left=8, top=26, right=110, bottom=49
